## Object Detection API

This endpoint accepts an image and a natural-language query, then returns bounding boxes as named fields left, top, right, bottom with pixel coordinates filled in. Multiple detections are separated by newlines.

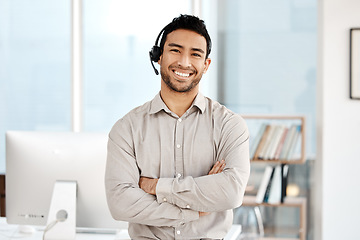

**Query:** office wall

left=316, top=0, right=360, bottom=239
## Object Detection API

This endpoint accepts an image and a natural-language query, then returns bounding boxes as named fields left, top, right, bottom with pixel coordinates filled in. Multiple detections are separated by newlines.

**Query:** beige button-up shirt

left=105, top=93, right=250, bottom=239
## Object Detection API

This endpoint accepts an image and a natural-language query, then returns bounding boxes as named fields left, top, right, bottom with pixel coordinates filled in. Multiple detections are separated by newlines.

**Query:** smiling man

left=161, top=29, right=209, bottom=92
left=105, top=15, right=250, bottom=240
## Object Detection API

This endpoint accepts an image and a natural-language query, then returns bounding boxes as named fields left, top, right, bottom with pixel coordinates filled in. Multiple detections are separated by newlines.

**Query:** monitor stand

left=44, top=180, right=77, bottom=240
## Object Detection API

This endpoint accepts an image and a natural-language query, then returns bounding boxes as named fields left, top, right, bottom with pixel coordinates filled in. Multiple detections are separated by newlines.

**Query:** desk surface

left=0, top=217, right=128, bottom=240
left=0, top=218, right=241, bottom=240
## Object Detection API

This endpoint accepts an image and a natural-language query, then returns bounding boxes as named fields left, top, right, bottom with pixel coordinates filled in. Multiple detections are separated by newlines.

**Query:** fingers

left=219, top=160, right=226, bottom=172
left=139, top=177, right=158, bottom=195
left=199, top=211, right=211, bottom=217
left=139, top=177, right=147, bottom=190
left=208, top=160, right=226, bottom=175
left=139, top=176, right=148, bottom=186
left=208, top=161, right=222, bottom=175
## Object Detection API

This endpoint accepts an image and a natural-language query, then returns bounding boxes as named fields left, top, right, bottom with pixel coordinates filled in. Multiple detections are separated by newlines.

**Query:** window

left=0, top=0, right=194, bottom=171
left=0, top=0, right=317, bottom=173
left=83, top=0, right=192, bottom=131
left=213, top=0, right=317, bottom=156
left=0, top=0, right=71, bottom=172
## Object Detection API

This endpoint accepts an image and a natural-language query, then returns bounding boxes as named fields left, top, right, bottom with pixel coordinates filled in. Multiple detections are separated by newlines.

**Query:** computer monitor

left=5, top=131, right=127, bottom=234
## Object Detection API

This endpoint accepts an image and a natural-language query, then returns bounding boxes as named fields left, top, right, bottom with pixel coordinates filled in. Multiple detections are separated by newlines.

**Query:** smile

left=174, top=71, right=191, bottom=78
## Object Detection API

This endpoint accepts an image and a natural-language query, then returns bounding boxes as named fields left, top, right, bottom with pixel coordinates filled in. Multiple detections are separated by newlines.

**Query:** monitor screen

left=5, top=131, right=127, bottom=232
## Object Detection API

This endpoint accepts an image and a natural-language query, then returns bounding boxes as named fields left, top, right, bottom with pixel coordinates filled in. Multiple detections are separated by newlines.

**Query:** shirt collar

left=149, top=92, right=206, bottom=115
left=149, top=93, right=170, bottom=114
left=192, top=92, right=206, bottom=114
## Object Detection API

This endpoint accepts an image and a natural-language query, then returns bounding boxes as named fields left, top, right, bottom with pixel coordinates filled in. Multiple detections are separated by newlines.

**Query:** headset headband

left=149, top=26, right=167, bottom=75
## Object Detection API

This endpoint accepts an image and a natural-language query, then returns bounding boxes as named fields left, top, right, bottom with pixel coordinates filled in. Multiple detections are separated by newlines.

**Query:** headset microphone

left=149, top=27, right=166, bottom=75
left=149, top=49, right=159, bottom=75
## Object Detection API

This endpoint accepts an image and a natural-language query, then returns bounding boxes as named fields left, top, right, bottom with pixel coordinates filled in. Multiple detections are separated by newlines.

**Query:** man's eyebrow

left=168, top=43, right=205, bottom=54
left=168, top=43, right=183, bottom=48
left=191, top=48, right=205, bottom=54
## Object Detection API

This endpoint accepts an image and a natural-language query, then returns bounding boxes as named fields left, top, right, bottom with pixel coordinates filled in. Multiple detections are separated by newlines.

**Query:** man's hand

left=199, top=211, right=211, bottom=217
left=208, top=160, right=226, bottom=175
left=139, top=177, right=158, bottom=195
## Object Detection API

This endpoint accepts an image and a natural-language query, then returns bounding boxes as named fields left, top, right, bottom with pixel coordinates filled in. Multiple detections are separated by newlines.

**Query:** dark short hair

left=159, top=14, right=212, bottom=59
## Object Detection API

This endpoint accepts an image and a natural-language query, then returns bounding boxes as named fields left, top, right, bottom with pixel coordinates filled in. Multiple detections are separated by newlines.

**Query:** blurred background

left=0, top=0, right=318, bottom=239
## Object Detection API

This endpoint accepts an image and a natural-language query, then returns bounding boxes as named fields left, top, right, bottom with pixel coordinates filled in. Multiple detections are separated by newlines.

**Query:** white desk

left=0, top=218, right=129, bottom=240
left=0, top=218, right=241, bottom=240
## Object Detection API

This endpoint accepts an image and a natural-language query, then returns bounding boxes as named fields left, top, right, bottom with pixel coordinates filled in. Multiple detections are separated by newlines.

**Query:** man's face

left=158, top=29, right=211, bottom=93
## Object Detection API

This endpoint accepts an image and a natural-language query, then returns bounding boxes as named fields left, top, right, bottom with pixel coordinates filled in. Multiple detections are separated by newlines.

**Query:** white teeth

left=174, top=71, right=190, bottom=77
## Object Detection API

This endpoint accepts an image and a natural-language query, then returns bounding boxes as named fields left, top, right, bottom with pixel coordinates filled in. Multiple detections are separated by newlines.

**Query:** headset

left=149, top=27, right=166, bottom=75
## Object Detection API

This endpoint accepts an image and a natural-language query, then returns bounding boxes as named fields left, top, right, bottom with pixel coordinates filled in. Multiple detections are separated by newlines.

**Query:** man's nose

left=178, top=53, right=191, bottom=67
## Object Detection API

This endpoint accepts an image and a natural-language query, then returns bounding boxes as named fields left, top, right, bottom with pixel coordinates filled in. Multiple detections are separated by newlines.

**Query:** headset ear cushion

left=150, top=46, right=162, bottom=62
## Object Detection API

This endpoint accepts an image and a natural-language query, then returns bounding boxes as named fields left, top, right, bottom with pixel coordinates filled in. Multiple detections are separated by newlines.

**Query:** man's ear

left=203, top=58, right=211, bottom=74
left=157, top=54, right=162, bottom=64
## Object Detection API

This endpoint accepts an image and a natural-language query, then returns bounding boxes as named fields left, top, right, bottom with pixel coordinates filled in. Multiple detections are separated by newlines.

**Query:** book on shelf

left=255, top=164, right=289, bottom=204
left=285, top=125, right=302, bottom=160
left=267, top=165, right=282, bottom=204
left=253, top=125, right=271, bottom=160
left=279, top=124, right=297, bottom=160
left=273, top=127, right=289, bottom=160
left=281, top=165, right=289, bottom=203
left=257, top=125, right=276, bottom=160
left=251, top=123, right=302, bottom=161
left=262, top=167, right=275, bottom=203
left=250, top=123, right=267, bottom=159
left=255, top=166, right=274, bottom=203
left=266, top=125, right=286, bottom=160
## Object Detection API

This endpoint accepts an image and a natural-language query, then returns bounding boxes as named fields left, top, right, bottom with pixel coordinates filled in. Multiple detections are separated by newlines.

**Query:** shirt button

left=176, top=230, right=181, bottom=235
left=176, top=144, right=181, bottom=148
left=177, top=173, right=182, bottom=178
left=163, top=198, right=167, bottom=202
left=178, top=118, right=182, bottom=122
left=186, top=204, right=190, bottom=209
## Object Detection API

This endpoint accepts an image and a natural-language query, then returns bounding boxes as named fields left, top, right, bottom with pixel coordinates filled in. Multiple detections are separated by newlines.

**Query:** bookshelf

left=242, top=196, right=307, bottom=240
left=245, top=115, right=306, bottom=164
left=241, top=115, right=307, bottom=240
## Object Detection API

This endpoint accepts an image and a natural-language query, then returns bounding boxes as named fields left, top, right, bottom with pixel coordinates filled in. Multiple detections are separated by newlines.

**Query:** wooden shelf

left=240, top=115, right=307, bottom=240
left=242, top=196, right=307, bottom=240
left=263, top=226, right=302, bottom=240
left=258, top=238, right=299, bottom=240
left=250, top=159, right=305, bottom=165
left=242, top=115, right=305, bottom=120
left=243, top=195, right=306, bottom=207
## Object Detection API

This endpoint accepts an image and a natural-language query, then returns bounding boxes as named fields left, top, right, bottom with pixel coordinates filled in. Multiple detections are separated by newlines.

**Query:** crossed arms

left=105, top=114, right=250, bottom=227
left=139, top=160, right=226, bottom=217
left=139, top=159, right=226, bottom=195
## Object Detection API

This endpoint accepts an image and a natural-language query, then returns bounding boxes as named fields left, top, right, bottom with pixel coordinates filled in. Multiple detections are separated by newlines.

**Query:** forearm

left=106, top=181, right=199, bottom=227
left=155, top=167, right=249, bottom=212
left=139, top=160, right=225, bottom=196
left=106, top=136, right=199, bottom=227
left=140, top=160, right=227, bottom=215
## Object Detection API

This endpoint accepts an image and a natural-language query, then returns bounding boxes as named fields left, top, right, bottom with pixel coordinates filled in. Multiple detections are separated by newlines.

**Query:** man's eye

left=170, top=49, right=180, bottom=53
left=192, top=53, right=201, bottom=57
